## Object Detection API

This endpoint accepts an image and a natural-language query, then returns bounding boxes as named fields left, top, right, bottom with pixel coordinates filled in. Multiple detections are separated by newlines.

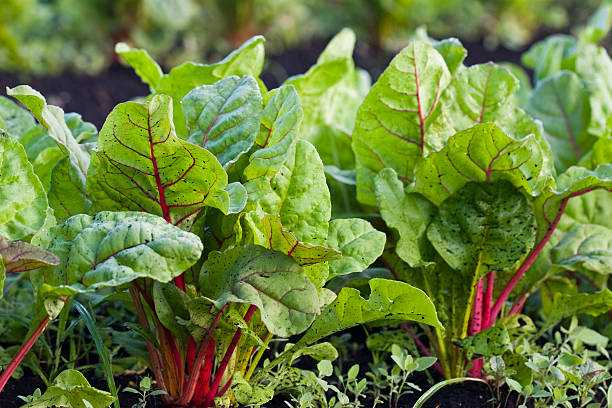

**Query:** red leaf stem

left=469, top=278, right=485, bottom=337
left=481, top=271, right=495, bottom=330
left=192, top=339, right=215, bottom=407
left=0, top=316, right=50, bottom=393
left=203, top=305, right=258, bottom=407
left=508, top=291, right=528, bottom=316
left=177, top=305, right=227, bottom=406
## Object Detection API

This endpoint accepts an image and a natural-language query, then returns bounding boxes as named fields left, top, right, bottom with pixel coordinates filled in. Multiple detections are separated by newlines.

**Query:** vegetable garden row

left=0, top=9, right=611, bottom=408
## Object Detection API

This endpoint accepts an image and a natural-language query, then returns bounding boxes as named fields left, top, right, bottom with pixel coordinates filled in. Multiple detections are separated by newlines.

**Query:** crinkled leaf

left=427, top=181, right=535, bottom=335
left=19, top=369, right=115, bottom=408
left=454, top=326, right=512, bottom=358
left=296, top=278, right=442, bottom=348
left=182, top=75, right=263, bottom=167
left=559, top=189, right=612, bottom=232
left=199, top=245, right=319, bottom=337
left=0, top=132, right=48, bottom=240
left=326, top=218, right=386, bottom=277
left=0, top=95, right=36, bottom=138
left=526, top=70, right=592, bottom=172
left=153, top=36, right=265, bottom=138
left=87, top=94, right=230, bottom=229
left=224, top=182, right=247, bottom=214
left=352, top=40, right=452, bottom=206
left=375, top=168, right=436, bottom=266
left=33, top=211, right=203, bottom=291
left=6, top=86, right=90, bottom=176
left=260, top=140, right=330, bottom=245
left=232, top=372, right=274, bottom=406
left=260, top=214, right=341, bottom=266
left=551, top=224, right=612, bottom=275
left=537, top=165, right=612, bottom=230
left=115, top=42, right=164, bottom=91
left=32, top=147, right=63, bottom=191
left=541, top=290, right=612, bottom=332
left=441, top=63, right=519, bottom=133
left=0, top=236, right=59, bottom=274
left=413, top=123, right=551, bottom=206
left=64, top=112, right=98, bottom=143
left=243, top=85, right=303, bottom=201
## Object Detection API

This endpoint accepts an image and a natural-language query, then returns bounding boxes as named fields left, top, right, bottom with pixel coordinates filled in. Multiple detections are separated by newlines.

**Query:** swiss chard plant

left=0, top=34, right=441, bottom=408
left=349, top=27, right=612, bottom=380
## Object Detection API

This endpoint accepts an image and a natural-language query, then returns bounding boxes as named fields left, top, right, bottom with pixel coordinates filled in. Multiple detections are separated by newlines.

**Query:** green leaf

left=0, top=236, right=59, bottom=274
left=260, top=214, right=341, bottom=267
left=260, top=140, right=331, bottom=245
left=499, top=62, right=533, bottom=108
left=0, top=95, right=36, bottom=138
left=454, top=326, right=512, bottom=357
left=6, top=86, right=90, bottom=176
left=375, top=168, right=436, bottom=266
left=317, top=28, right=356, bottom=63
left=521, top=35, right=576, bottom=83
left=87, top=94, right=230, bottom=229
left=527, top=71, right=592, bottom=172
left=32, top=147, right=63, bottom=191
left=537, top=165, right=612, bottom=230
left=441, top=63, right=519, bottom=133
left=153, top=36, right=265, bottom=138
left=115, top=42, right=164, bottom=91
left=182, top=75, right=263, bottom=167
left=326, top=218, right=386, bottom=277
left=540, top=290, right=612, bottom=334
left=243, top=85, right=303, bottom=201
left=199, top=245, right=319, bottom=337
left=574, top=44, right=612, bottom=137
left=47, top=156, right=91, bottom=221
left=232, top=372, right=274, bottom=406
left=428, top=180, right=535, bottom=275
left=298, top=278, right=442, bottom=347
left=0, top=132, right=48, bottom=240
left=33, top=211, right=203, bottom=291
left=413, top=123, right=552, bottom=206
left=153, top=281, right=190, bottom=338
left=19, top=369, right=115, bottom=408
left=352, top=40, right=452, bottom=206
left=427, top=181, right=536, bottom=335
left=551, top=224, right=612, bottom=275
left=580, top=1, right=612, bottom=44
left=434, top=38, right=467, bottom=76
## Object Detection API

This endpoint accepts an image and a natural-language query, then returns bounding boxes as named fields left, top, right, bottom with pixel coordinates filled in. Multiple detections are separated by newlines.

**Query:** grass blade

left=413, top=377, right=492, bottom=408
left=74, top=300, right=120, bottom=408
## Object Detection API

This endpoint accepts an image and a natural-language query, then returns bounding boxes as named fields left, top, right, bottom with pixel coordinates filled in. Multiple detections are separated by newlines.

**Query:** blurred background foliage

left=0, top=0, right=604, bottom=76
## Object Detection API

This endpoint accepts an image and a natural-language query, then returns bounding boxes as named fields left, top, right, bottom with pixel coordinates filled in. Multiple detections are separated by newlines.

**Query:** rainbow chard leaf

left=260, top=214, right=341, bottom=266
left=199, top=245, right=320, bottom=337
left=413, top=123, right=553, bottom=206
left=118, top=36, right=265, bottom=139
left=551, top=224, right=612, bottom=275
left=243, top=85, right=303, bottom=201
left=48, top=156, right=91, bottom=221
left=526, top=71, right=593, bottom=172
left=375, top=168, right=436, bottom=267
left=6, top=86, right=90, bottom=176
left=326, top=218, right=386, bottom=277
left=433, top=38, right=467, bottom=76
left=87, top=94, right=231, bottom=229
left=33, top=211, right=203, bottom=291
left=19, top=369, right=115, bottom=408
left=0, top=132, right=48, bottom=240
left=0, top=95, right=37, bottom=138
left=441, top=63, right=518, bottom=129
left=352, top=40, right=452, bottom=206
left=427, top=181, right=536, bottom=335
left=260, top=140, right=331, bottom=245
left=182, top=75, right=263, bottom=167
left=0, top=236, right=59, bottom=274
